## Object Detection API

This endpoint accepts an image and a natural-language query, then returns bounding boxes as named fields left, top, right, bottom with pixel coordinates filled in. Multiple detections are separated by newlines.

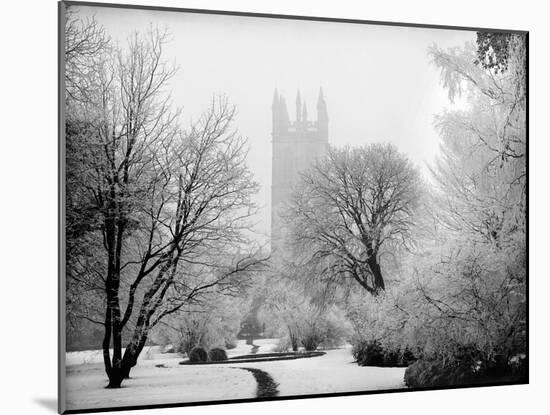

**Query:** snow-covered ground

left=222, top=344, right=406, bottom=397
left=66, top=345, right=173, bottom=366
left=65, top=360, right=257, bottom=410
left=65, top=340, right=406, bottom=411
left=65, top=339, right=279, bottom=366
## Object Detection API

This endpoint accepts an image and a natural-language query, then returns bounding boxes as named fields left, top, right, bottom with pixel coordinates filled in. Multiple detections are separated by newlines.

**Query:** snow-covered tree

left=344, top=36, right=526, bottom=381
left=399, top=35, right=527, bottom=374
left=285, top=143, right=422, bottom=295
left=258, top=273, right=352, bottom=351
left=65, top=23, right=266, bottom=388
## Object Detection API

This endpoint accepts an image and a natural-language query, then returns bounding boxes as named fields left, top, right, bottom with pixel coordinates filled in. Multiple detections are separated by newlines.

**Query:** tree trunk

left=106, top=367, right=127, bottom=388
left=105, top=344, right=140, bottom=387
left=367, top=252, right=385, bottom=292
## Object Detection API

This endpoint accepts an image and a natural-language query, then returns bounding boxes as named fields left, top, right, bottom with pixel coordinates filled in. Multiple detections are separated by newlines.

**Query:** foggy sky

left=72, top=5, right=475, bottom=238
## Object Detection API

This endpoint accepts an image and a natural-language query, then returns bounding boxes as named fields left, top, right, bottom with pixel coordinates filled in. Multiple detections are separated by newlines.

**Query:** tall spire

left=317, top=87, right=328, bottom=142
left=296, top=89, right=302, bottom=124
left=272, top=88, right=279, bottom=109
left=317, top=87, right=328, bottom=120
left=272, top=89, right=280, bottom=136
left=302, top=101, right=308, bottom=123
left=317, top=87, right=326, bottom=111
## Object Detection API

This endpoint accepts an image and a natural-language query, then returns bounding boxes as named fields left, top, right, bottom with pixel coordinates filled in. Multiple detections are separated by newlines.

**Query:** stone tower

left=271, top=88, right=329, bottom=252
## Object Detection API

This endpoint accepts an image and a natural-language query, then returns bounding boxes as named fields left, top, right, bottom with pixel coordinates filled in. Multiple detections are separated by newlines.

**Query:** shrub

left=405, top=359, right=442, bottom=387
left=208, top=347, right=228, bottom=362
left=188, top=347, right=208, bottom=363
left=404, top=359, right=475, bottom=387
left=353, top=340, right=385, bottom=366
left=352, top=339, right=367, bottom=363
left=352, top=340, right=415, bottom=367
left=401, top=346, right=417, bottom=366
left=272, top=338, right=291, bottom=353
left=405, top=339, right=528, bottom=388
left=289, top=332, right=300, bottom=351
left=301, top=332, right=323, bottom=351
left=475, top=352, right=527, bottom=383
left=177, top=336, right=201, bottom=356
left=400, top=242, right=527, bottom=381
left=383, top=349, right=400, bottom=367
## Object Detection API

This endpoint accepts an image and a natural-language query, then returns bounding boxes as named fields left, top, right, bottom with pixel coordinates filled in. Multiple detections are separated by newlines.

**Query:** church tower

left=271, top=88, right=329, bottom=252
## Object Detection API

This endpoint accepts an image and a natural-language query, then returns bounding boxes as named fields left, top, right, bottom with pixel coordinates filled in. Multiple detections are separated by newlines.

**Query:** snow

left=222, top=345, right=406, bottom=397
left=66, top=339, right=280, bottom=366
left=252, top=338, right=279, bottom=353
left=66, top=345, right=177, bottom=366
left=65, top=341, right=406, bottom=411
left=225, top=340, right=255, bottom=358
left=65, top=361, right=256, bottom=410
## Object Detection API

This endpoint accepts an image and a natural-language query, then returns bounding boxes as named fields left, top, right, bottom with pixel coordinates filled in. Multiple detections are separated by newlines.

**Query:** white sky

left=72, top=5, right=475, bottom=238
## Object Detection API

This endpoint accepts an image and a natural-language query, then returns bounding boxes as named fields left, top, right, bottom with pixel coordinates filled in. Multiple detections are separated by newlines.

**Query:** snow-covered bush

left=272, top=337, right=291, bottom=353
left=188, top=347, right=208, bottom=363
left=404, top=359, right=473, bottom=388
left=404, top=344, right=526, bottom=387
left=352, top=339, right=416, bottom=367
left=300, top=330, right=324, bottom=351
left=299, top=306, right=352, bottom=351
left=346, top=282, right=417, bottom=356
left=386, top=205, right=526, bottom=377
left=208, top=348, right=228, bottom=362
left=352, top=340, right=384, bottom=366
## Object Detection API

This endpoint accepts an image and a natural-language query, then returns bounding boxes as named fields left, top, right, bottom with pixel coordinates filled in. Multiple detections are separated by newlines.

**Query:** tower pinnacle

left=272, top=88, right=279, bottom=109
left=316, top=87, right=328, bottom=141
left=296, top=90, right=302, bottom=124
left=317, top=87, right=327, bottom=112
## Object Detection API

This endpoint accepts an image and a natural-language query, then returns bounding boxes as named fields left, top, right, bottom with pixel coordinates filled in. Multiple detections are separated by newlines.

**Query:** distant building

left=271, top=88, right=329, bottom=252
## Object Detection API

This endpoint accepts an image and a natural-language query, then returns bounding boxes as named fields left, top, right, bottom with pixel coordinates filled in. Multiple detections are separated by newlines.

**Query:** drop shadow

left=34, top=398, right=57, bottom=413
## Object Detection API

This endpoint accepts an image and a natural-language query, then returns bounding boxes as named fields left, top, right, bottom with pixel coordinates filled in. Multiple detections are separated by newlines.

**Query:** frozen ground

left=65, top=340, right=406, bottom=411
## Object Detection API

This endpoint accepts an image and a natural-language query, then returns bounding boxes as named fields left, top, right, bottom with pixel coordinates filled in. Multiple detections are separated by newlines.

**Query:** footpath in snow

left=65, top=341, right=405, bottom=411
left=221, top=345, right=406, bottom=397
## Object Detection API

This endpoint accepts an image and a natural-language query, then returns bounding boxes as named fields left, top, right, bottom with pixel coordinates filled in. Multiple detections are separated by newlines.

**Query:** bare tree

left=64, top=8, right=112, bottom=343
left=64, top=8, right=110, bottom=103
left=285, top=143, right=421, bottom=295
left=66, top=26, right=266, bottom=388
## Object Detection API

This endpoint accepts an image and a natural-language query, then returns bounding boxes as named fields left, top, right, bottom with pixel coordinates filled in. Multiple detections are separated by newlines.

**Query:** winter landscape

left=62, top=2, right=527, bottom=412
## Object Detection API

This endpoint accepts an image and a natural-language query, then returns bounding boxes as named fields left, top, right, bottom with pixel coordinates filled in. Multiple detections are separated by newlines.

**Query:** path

left=224, top=346, right=406, bottom=397
left=236, top=367, right=279, bottom=398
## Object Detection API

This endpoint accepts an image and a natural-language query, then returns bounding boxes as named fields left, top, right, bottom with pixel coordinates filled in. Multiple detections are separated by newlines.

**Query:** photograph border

left=58, top=1, right=529, bottom=413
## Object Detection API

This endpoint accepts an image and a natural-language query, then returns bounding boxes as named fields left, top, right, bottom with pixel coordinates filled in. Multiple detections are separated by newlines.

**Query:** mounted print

left=59, top=1, right=528, bottom=413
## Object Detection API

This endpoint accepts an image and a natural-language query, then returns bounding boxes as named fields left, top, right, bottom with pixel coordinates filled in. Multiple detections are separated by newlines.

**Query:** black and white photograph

left=59, top=1, right=527, bottom=413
